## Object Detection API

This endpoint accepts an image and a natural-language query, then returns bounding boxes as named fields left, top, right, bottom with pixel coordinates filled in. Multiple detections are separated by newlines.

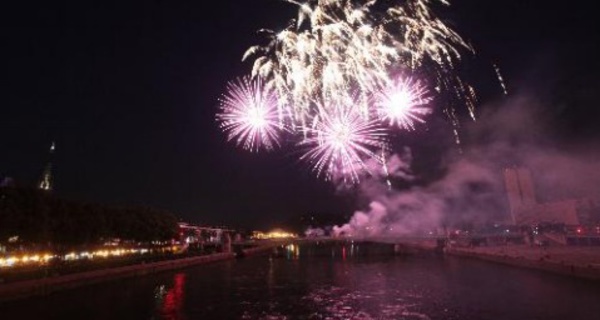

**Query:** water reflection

left=303, top=285, right=431, bottom=320
left=277, top=241, right=387, bottom=261
left=155, top=273, right=186, bottom=319
left=285, top=243, right=300, bottom=260
left=1, top=242, right=600, bottom=320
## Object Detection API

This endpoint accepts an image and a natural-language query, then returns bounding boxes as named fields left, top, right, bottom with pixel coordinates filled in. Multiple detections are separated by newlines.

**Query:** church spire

left=39, top=141, right=55, bottom=191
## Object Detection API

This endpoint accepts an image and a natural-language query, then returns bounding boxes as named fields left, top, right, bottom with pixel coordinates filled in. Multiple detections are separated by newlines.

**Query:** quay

left=3, top=237, right=600, bottom=303
left=0, top=241, right=280, bottom=302
left=445, top=245, right=600, bottom=281
left=296, top=236, right=600, bottom=281
left=370, top=236, right=600, bottom=281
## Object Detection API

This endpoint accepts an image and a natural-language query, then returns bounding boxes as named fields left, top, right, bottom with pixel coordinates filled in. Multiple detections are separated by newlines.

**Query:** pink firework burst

left=372, top=77, right=433, bottom=130
left=300, top=105, right=387, bottom=183
left=216, top=76, right=282, bottom=152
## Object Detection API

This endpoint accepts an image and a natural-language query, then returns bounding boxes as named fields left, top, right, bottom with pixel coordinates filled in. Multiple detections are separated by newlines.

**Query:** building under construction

left=503, top=167, right=596, bottom=226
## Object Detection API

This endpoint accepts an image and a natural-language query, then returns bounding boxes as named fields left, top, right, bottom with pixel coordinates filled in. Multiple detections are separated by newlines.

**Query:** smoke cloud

left=333, top=95, right=600, bottom=237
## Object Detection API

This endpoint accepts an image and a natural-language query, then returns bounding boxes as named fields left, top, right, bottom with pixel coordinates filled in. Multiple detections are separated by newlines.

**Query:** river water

left=1, top=241, right=600, bottom=319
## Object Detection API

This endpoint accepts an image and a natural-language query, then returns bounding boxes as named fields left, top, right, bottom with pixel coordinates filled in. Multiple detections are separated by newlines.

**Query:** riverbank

left=0, top=242, right=282, bottom=302
left=0, top=252, right=235, bottom=302
left=445, top=245, right=600, bottom=281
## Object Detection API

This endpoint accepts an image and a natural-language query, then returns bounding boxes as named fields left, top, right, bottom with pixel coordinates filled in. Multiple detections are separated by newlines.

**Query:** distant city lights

left=0, top=245, right=181, bottom=269
left=252, top=229, right=297, bottom=240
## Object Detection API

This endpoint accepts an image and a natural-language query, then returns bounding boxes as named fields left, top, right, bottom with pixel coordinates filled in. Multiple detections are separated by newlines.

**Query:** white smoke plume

left=334, top=152, right=505, bottom=237
left=334, top=95, right=600, bottom=238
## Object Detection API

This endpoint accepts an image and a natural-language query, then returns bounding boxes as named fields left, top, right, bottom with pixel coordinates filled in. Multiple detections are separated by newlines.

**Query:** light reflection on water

left=1, top=242, right=600, bottom=320
left=301, top=285, right=430, bottom=320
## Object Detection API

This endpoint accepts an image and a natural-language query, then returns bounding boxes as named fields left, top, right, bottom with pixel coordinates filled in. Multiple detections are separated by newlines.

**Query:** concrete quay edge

left=445, top=247, right=600, bottom=281
left=0, top=252, right=235, bottom=302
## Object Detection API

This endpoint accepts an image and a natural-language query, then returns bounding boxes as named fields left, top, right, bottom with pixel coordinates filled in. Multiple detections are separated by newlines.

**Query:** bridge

left=176, top=222, right=239, bottom=254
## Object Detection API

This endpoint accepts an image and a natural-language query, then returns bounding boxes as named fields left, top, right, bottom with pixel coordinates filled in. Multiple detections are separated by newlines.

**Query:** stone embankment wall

left=0, top=252, right=234, bottom=302
left=0, top=242, right=285, bottom=302
left=241, top=244, right=278, bottom=257
left=445, top=245, right=600, bottom=281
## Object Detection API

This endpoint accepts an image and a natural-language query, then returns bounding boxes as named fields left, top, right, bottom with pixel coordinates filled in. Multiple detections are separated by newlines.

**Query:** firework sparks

left=299, top=104, right=387, bottom=183
left=493, top=63, right=508, bottom=96
left=372, top=77, right=432, bottom=130
left=243, top=0, right=472, bottom=128
left=217, top=0, right=477, bottom=183
left=216, top=76, right=283, bottom=152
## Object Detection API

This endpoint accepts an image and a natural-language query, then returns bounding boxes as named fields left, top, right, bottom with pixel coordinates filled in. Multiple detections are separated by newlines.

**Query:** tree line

left=0, top=187, right=178, bottom=247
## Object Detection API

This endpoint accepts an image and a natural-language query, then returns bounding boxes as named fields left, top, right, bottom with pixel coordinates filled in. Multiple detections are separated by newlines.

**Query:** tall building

left=504, top=167, right=537, bottom=223
left=504, top=166, right=589, bottom=225
left=38, top=141, right=55, bottom=191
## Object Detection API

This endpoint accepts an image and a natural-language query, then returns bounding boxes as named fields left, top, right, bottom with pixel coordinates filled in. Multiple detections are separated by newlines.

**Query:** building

left=504, top=167, right=536, bottom=212
left=503, top=167, right=593, bottom=225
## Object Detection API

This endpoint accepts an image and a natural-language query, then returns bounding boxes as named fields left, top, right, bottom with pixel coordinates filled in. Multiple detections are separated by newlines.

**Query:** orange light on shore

left=0, top=245, right=174, bottom=269
left=0, top=253, right=54, bottom=268
left=252, top=229, right=298, bottom=240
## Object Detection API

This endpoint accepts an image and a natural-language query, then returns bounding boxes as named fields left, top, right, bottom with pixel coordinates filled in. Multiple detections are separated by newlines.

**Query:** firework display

left=372, top=77, right=432, bottom=131
left=216, top=0, right=475, bottom=182
left=216, top=77, right=283, bottom=152
left=299, top=102, right=387, bottom=183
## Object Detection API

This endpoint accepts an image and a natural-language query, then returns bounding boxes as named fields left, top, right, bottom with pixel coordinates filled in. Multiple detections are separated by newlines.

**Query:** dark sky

left=1, top=0, right=599, bottom=229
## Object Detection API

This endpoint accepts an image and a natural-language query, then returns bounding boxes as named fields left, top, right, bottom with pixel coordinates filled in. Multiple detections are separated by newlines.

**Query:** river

left=1, top=241, right=599, bottom=319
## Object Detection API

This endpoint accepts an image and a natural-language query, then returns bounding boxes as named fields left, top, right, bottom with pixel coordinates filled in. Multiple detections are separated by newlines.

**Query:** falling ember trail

left=382, top=150, right=392, bottom=191
left=493, top=63, right=509, bottom=96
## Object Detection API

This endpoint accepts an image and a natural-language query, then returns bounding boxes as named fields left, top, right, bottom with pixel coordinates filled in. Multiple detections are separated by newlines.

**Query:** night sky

left=1, top=0, right=599, bottom=230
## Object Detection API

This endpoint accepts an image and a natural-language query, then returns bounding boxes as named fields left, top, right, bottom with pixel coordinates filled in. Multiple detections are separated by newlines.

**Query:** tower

left=503, top=167, right=536, bottom=223
left=38, top=141, right=55, bottom=191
